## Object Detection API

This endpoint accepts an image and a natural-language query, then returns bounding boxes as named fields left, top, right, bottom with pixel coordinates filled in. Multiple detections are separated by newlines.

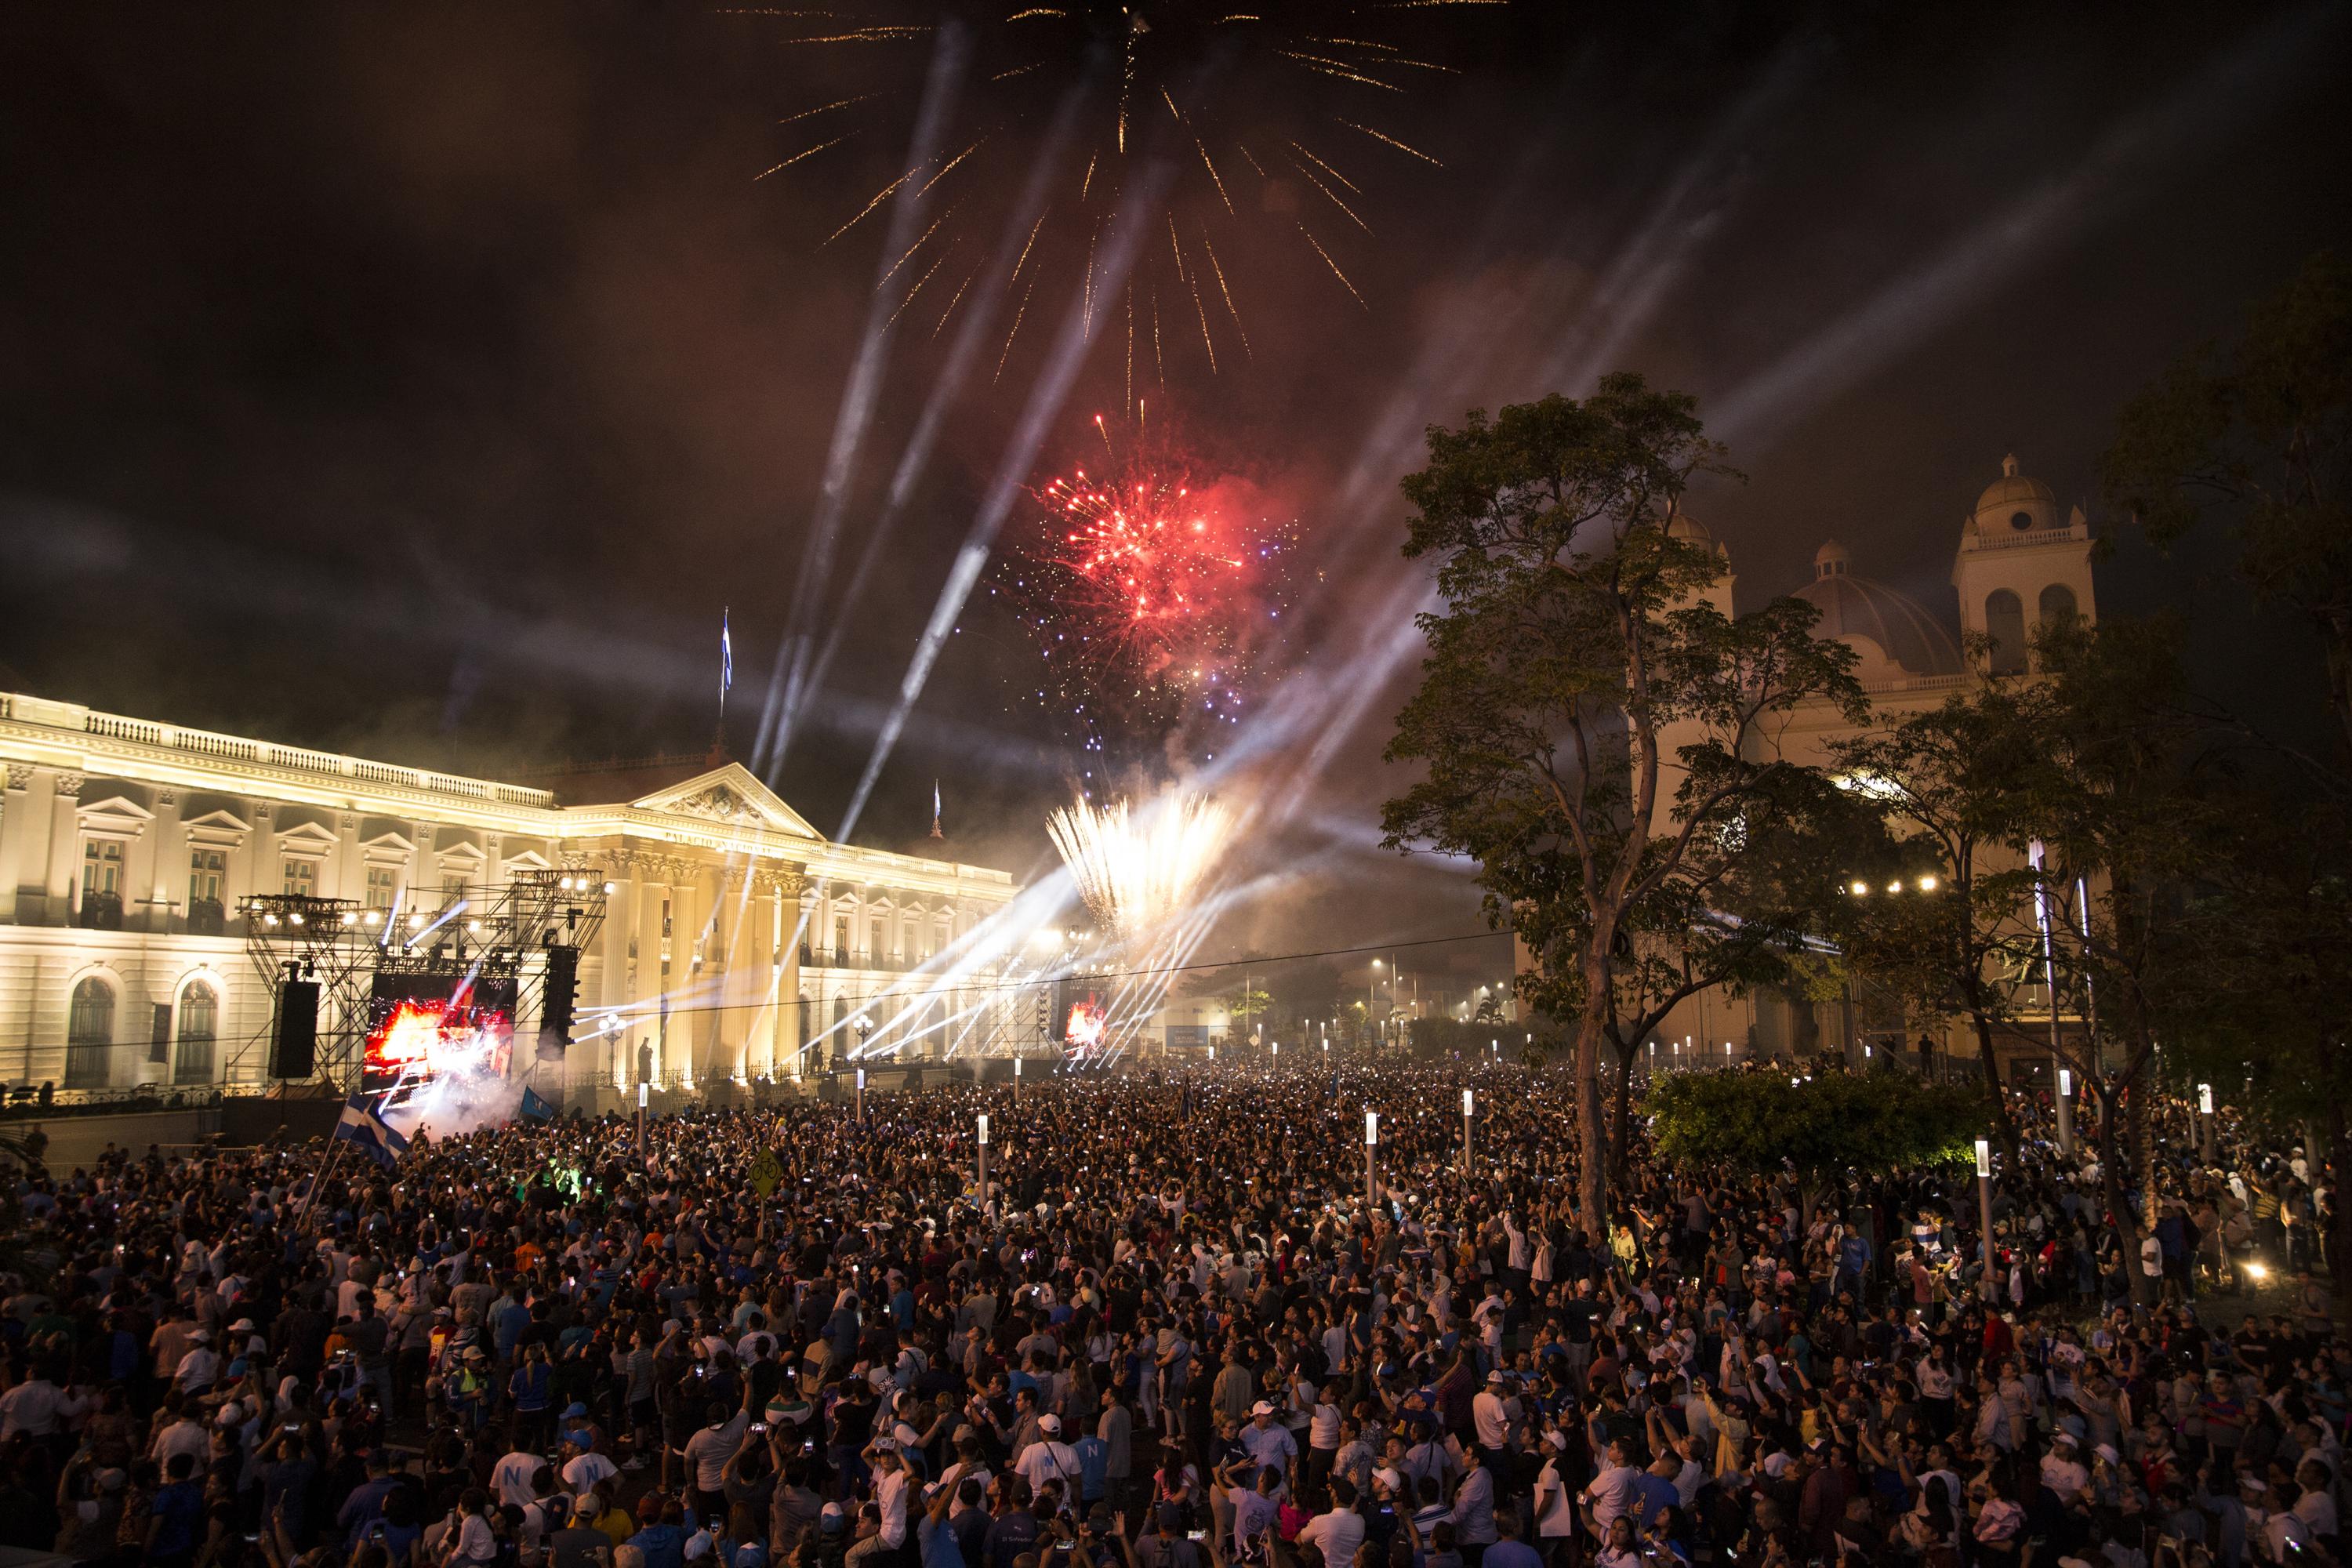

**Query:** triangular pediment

left=281, top=821, right=343, bottom=854
left=504, top=848, right=552, bottom=870
left=631, top=764, right=823, bottom=840
left=358, top=828, right=414, bottom=856
left=78, top=793, right=156, bottom=827
left=435, top=840, right=488, bottom=864
left=184, top=808, right=252, bottom=836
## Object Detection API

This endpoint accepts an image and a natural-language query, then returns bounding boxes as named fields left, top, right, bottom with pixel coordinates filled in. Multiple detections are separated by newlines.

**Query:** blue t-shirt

left=921, top=1511, right=967, bottom=1568
left=151, top=1481, right=206, bottom=1557
left=631, top=1523, right=688, bottom=1568
left=1481, top=1542, right=1544, bottom=1568
left=1631, top=1472, right=1679, bottom=1528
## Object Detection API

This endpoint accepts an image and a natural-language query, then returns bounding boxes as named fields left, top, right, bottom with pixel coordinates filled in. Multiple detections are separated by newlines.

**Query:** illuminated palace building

left=1633, top=454, right=2100, bottom=1079
left=0, top=694, right=1018, bottom=1102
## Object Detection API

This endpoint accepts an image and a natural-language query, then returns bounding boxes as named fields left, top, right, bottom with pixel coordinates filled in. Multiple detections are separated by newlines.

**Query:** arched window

left=175, top=981, right=219, bottom=1083
left=1985, top=590, right=2027, bottom=675
left=2039, top=583, right=2078, bottom=627
left=66, top=977, right=114, bottom=1088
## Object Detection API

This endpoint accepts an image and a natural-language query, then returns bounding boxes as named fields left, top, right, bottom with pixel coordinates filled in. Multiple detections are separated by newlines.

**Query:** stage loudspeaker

left=270, top=980, right=319, bottom=1079
left=538, top=946, right=580, bottom=1062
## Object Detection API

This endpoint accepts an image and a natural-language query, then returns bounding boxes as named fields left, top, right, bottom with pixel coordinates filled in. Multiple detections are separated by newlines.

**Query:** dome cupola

left=1971, top=452, right=2058, bottom=536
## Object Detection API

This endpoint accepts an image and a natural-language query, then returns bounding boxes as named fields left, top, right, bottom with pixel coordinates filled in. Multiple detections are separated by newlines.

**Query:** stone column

left=600, top=850, right=637, bottom=1090
left=0, top=763, right=33, bottom=924
left=45, top=772, right=85, bottom=922
left=241, top=802, right=276, bottom=915
left=640, top=861, right=674, bottom=1085
left=149, top=790, right=183, bottom=934
left=775, top=869, right=804, bottom=1078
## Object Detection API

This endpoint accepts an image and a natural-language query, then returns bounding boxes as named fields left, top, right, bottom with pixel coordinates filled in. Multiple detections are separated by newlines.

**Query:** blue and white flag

left=333, top=1094, right=409, bottom=1169
left=721, top=609, right=734, bottom=702
left=518, top=1085, right=557, bottom=1123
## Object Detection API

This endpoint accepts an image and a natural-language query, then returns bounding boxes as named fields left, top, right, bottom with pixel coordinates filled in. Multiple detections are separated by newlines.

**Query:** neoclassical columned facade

left=0, top=691, right=1019, bottom=1102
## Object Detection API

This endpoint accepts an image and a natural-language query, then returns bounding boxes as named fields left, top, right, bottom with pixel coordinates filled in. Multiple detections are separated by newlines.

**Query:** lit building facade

left=0, top=692, right=1019, bottom=1102
left=1534, top=455, right=2100, bottom=1076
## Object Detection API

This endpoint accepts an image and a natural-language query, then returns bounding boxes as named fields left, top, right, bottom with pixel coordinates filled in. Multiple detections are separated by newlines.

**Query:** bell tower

left=1951, top=454, right=2097, bottom=675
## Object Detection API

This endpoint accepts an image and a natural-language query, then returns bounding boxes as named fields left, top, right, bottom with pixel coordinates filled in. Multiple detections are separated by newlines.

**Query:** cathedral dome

left=1971, top=452, right=2058, bottom=535
left=1792, top=539, right=1962, bottom=678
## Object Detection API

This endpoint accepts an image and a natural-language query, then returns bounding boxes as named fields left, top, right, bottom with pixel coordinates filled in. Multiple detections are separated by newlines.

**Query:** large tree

left=1830, top=683, right=2053, bottom=1147
left=1381, top=376, right=1865, bottom=1232
left=1588, top=762, right=1880, bottom=1185
left=2163, top=778, right=2352, bottom=1322
left=2103, top=253, right=2352, bottom=760
left=2018, top=616, right=2224, bottom=1304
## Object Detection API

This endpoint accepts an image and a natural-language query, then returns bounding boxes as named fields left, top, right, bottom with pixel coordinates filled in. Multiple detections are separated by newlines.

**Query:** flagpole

left=293, top=1137, right=352, bottom=1235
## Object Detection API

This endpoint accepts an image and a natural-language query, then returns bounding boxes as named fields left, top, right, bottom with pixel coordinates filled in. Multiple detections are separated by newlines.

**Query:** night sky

left=4, top=2, right=2347, bottom=987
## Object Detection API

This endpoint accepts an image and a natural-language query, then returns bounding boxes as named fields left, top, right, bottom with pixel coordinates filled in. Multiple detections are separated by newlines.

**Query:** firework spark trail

left=1188, top=274, right=1218, bottom=371
left=793, top=871, right=1090, bottom=1065
left=1287, top=154, right=1371, bottom=230
left=755, top=136, right=849, bottom=181
left=1200, top=234, right=1249, bottom=354
left=776, top=94, right=877, bottom=125
left=1009, top=210, right=1048, bottom=286
left=995, top=276, right=1036, bottom=382
left=835, top=161, right=1174, bottom=846
left=916, top=138, right=984, bottom=198
left=755, top=5, right=1495, bottom=389
left=754, top=24, right=971, bottom=784
left=1287, top=140, right=1360, bottom=191
left=1047, top=790, right=1235, bottom=939
left=1334, top=118, right=1441, bottom=164
left=934, top=267, right=978, bottom=337
left=1193, top=138, right=1236, bottom=213
left=884, top=242, right=955, bottom=328
left=1297, top=222, right=1367, bottom=307
left=880, top=209, right=951, bottom=286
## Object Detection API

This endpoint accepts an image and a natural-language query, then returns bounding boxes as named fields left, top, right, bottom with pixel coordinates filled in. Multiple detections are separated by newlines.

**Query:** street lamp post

left=2056, top=1068, right=2075, bottom=1158
left=1014, top=1053, right=1023, bottom=1104
left=1461, top=1087, right=1473, bottom=1167
left=1364, top=1110, right=1379, bottom=1210
left=1976, top=1138, right=1998, bottom=1302
left=855, top=1066, right=866, bottom=1126
left=976, top=1112, right=989, bottom=1210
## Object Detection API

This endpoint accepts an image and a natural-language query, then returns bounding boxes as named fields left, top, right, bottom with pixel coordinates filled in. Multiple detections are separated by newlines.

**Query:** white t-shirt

left=492, top=1450, right=544, bottom=1509
left=1014, top=1440, right=1082, bottom=1495
left=1298, top=1507, right=1364, bottom=1568
left=563, top=1452, right=619, bottom=1494
left=1581, top=1465, right=1642, bottom=1531
left=874, top=1466, right=909, bottom=1549
left=1533, top=1459, right=1577, bottom=1537
left=455, top=1512, right=498, bottom=1566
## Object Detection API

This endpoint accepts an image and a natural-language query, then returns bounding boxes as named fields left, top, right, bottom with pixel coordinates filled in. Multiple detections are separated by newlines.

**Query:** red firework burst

left=990, top=425, right=1300, bottom=768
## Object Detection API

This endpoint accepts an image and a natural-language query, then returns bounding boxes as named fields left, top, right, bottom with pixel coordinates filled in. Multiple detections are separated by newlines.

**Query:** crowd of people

left=0, top=1062, right=2342, bottom=1568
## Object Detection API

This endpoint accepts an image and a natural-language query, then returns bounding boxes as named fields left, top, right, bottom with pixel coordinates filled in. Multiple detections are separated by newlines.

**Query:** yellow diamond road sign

left=749, top=1149, right=784, bottom=1197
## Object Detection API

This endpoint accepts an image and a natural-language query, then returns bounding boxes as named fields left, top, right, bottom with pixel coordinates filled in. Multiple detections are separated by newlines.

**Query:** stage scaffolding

left=233, top=868, right=608, bottom=1091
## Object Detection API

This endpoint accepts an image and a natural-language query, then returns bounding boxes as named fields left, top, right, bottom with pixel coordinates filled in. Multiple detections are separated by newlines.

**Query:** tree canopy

left=1382, top=375, right=1864, bottom=1229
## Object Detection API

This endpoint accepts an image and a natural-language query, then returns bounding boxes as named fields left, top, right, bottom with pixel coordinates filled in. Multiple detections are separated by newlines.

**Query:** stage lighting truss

left=235, top=893, right=376, bottom=1091
left=232, top=871, right=610, bottom=1091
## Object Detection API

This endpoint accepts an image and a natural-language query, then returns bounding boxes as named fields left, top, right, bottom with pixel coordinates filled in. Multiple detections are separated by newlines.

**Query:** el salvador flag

left=334, top=1094, right=409, bottom=1169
